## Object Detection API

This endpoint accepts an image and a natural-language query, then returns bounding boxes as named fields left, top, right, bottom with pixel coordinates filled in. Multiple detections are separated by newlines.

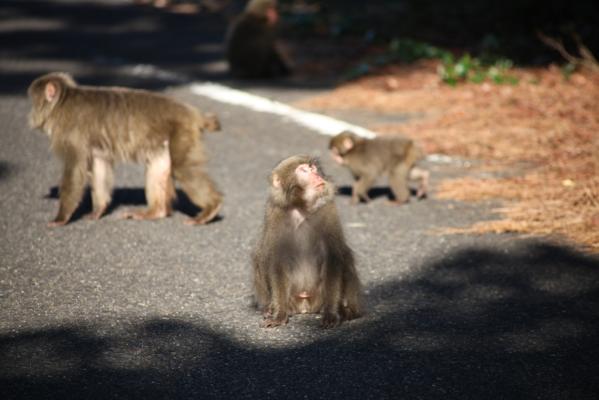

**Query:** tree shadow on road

left=2, top=241, right=598, bottom=399
left=0, top=0, right=338, bottom=96
left=0, top=0, right=228, bottom=95
left=0, top=161, right=18, bottom=181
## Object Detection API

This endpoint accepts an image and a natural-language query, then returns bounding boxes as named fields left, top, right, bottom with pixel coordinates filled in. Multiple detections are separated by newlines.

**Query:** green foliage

left=388, top=38, right=450, bottom=63
left=343, top=38, right=519, bottom=86
left=560, top=63, right=577, bottom=80
left=343, top=38, right=450, bottom=80
left=438, top=54, right=519, bottom=86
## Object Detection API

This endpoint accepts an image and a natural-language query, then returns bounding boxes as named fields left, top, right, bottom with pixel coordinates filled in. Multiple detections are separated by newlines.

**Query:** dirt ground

left=296, top=60, right=599, bottom=250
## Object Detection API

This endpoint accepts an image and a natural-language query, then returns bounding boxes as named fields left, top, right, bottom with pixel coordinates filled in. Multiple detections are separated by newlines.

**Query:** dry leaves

left=297, top=61, right=599, bottom=249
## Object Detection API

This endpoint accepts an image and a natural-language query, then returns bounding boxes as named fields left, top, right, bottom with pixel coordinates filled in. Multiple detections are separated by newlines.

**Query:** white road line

left=190, top=82, right=376, bottom=138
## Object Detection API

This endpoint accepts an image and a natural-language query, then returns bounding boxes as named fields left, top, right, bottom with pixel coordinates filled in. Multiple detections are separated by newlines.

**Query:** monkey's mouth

left=297, top=291, right=311, bottom=299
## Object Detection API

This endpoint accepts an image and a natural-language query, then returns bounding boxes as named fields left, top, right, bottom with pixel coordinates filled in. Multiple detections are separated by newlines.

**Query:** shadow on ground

left=2, top=242, right=598, bottom=399
left=0, top=0, right=227, bottom=94
left=337, top=185, right=423, bottom=202
left=0, top=0, right=337, bottom=96
left=45, top=186, right=211, bottom=221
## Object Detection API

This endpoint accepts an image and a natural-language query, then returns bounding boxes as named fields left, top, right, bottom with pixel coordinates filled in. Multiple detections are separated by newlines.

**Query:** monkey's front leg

left=50, top=157, right=87, bottom=227
left=351, top=175, right=374, bottom=205
left=321, top=264, right=343, bottom=328
left=86, top=154, right=114, bottom=220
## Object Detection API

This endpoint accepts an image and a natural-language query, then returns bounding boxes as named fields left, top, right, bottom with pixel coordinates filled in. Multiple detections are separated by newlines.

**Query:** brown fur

left=28, top=72, right=222, bottom=226
left=329, top=131, right=429, bottom=205
left=252, top=155, right=363, bottom=328
left=225, top=0, right=291, bottom=79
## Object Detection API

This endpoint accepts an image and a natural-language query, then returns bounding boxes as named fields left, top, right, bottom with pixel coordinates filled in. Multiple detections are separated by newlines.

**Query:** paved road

left=1, top=1, right=598, bottom=399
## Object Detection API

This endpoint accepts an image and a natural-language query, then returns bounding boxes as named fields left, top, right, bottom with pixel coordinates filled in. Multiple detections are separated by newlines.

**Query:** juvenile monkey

left=28, top=72, right=223, bottom=227
left=225, top=0, right=292, bottom=79
left=329, top=131, right=429, bottom=205
left=252, top=155, right=363, bottom=328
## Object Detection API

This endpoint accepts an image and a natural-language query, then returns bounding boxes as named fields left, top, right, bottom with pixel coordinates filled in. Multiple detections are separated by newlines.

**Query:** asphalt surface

left=1, top=1, right=599, bottom=399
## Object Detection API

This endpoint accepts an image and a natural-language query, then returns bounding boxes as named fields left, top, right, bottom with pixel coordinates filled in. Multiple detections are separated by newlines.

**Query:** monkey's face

left=266, top=6, right=278, bottom=25
left=294, top=163, right=334, bottom=213
left=295, top=163, right=324, bottom=193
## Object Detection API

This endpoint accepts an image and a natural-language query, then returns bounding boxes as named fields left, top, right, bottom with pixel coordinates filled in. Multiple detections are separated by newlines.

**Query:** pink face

left=266, top=7, right=278, bottom=25
left=295, top=163, right=325, bottom=191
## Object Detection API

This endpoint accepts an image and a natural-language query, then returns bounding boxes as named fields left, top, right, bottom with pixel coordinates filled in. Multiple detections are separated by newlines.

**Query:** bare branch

left=538, top=31, right=599, bottom=72
left=537, top=32, right=579, bottom=64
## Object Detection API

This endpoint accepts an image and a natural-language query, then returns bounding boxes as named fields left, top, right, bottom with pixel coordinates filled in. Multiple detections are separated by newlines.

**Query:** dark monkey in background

left=252, top=155, right=363, bottom=328
left=28, top=72, right=222, bottom=227
left=329, top=131, right=429, bottom=205
left=225, top=0, right=292, bottom=78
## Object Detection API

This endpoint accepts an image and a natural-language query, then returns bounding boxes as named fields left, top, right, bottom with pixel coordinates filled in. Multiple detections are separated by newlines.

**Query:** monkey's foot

left=120, top=209, right=168, bottom=220
left=386, top=199, right=409, bottom=206
left=341, top=306, right=362, bottom=321
left=184, top=203, right=222, bottom=225
left=262, top=315, right=288, bottom=328
left=321, top=312, right=342, bottom=328
left=48, top=219, right=68, bottom=228
left=262, top=308, right=273, bottom=319
left=351, top=195, right=370, bottom=205
left=85, top=208, right=106, bottom=221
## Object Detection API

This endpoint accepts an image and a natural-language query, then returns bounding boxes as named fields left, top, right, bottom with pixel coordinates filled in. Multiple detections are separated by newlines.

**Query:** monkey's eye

left=297, top=165, right=310, bottom=174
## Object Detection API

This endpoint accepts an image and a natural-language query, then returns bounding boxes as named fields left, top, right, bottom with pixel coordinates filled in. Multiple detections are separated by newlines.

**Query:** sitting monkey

left=252, top=155, right=363, bottom=328
left=329, top=131, right=429, bottom=205
left=225, top=0, right=292, bottom=78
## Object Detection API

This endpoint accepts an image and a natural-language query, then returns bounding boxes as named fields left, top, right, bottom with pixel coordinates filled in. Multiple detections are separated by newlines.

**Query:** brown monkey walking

left=252, top=155, right=363, bottom=328
left=28, top=72, right=223, bottom=227
left=225, top=0, right=292, bottom=79
left=329, top=131, right=429, bottom=205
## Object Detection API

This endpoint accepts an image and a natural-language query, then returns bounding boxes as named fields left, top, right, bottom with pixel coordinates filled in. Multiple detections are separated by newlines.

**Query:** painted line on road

left=125, top=64, right=458, bottom=163
left=190, top=82, right=376, bottom=138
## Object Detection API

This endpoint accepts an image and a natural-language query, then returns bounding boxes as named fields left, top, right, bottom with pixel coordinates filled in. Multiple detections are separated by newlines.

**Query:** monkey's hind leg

left=171, top=142, right=222, bottom=225
left=122, top=145, right=174, bottom=220
left=388, top=163, right=411, bottom=205
left=410, top=167, right=429, bottom=199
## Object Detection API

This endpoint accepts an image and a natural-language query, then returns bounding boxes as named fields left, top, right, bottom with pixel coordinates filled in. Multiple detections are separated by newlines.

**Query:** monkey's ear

left=342, top=138, right=354, bottom=152
left=44, top=82, right=58, bottom=102
left=271, top=173, right=281, bottom=188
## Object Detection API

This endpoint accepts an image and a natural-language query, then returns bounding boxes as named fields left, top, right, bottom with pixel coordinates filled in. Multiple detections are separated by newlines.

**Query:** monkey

left=225, top=0, right=292, bottom=79
left=329, top=131, right=429, bottom=205
left=27, top=72, right=223, bottom=227
left=252, top=155, right=363, bottom=328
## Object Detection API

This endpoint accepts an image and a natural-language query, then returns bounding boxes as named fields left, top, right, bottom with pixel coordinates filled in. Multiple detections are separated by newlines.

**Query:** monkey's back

left=366, top=136, right=416, bottom=173
left=59, top=86, right=202, bottom=162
